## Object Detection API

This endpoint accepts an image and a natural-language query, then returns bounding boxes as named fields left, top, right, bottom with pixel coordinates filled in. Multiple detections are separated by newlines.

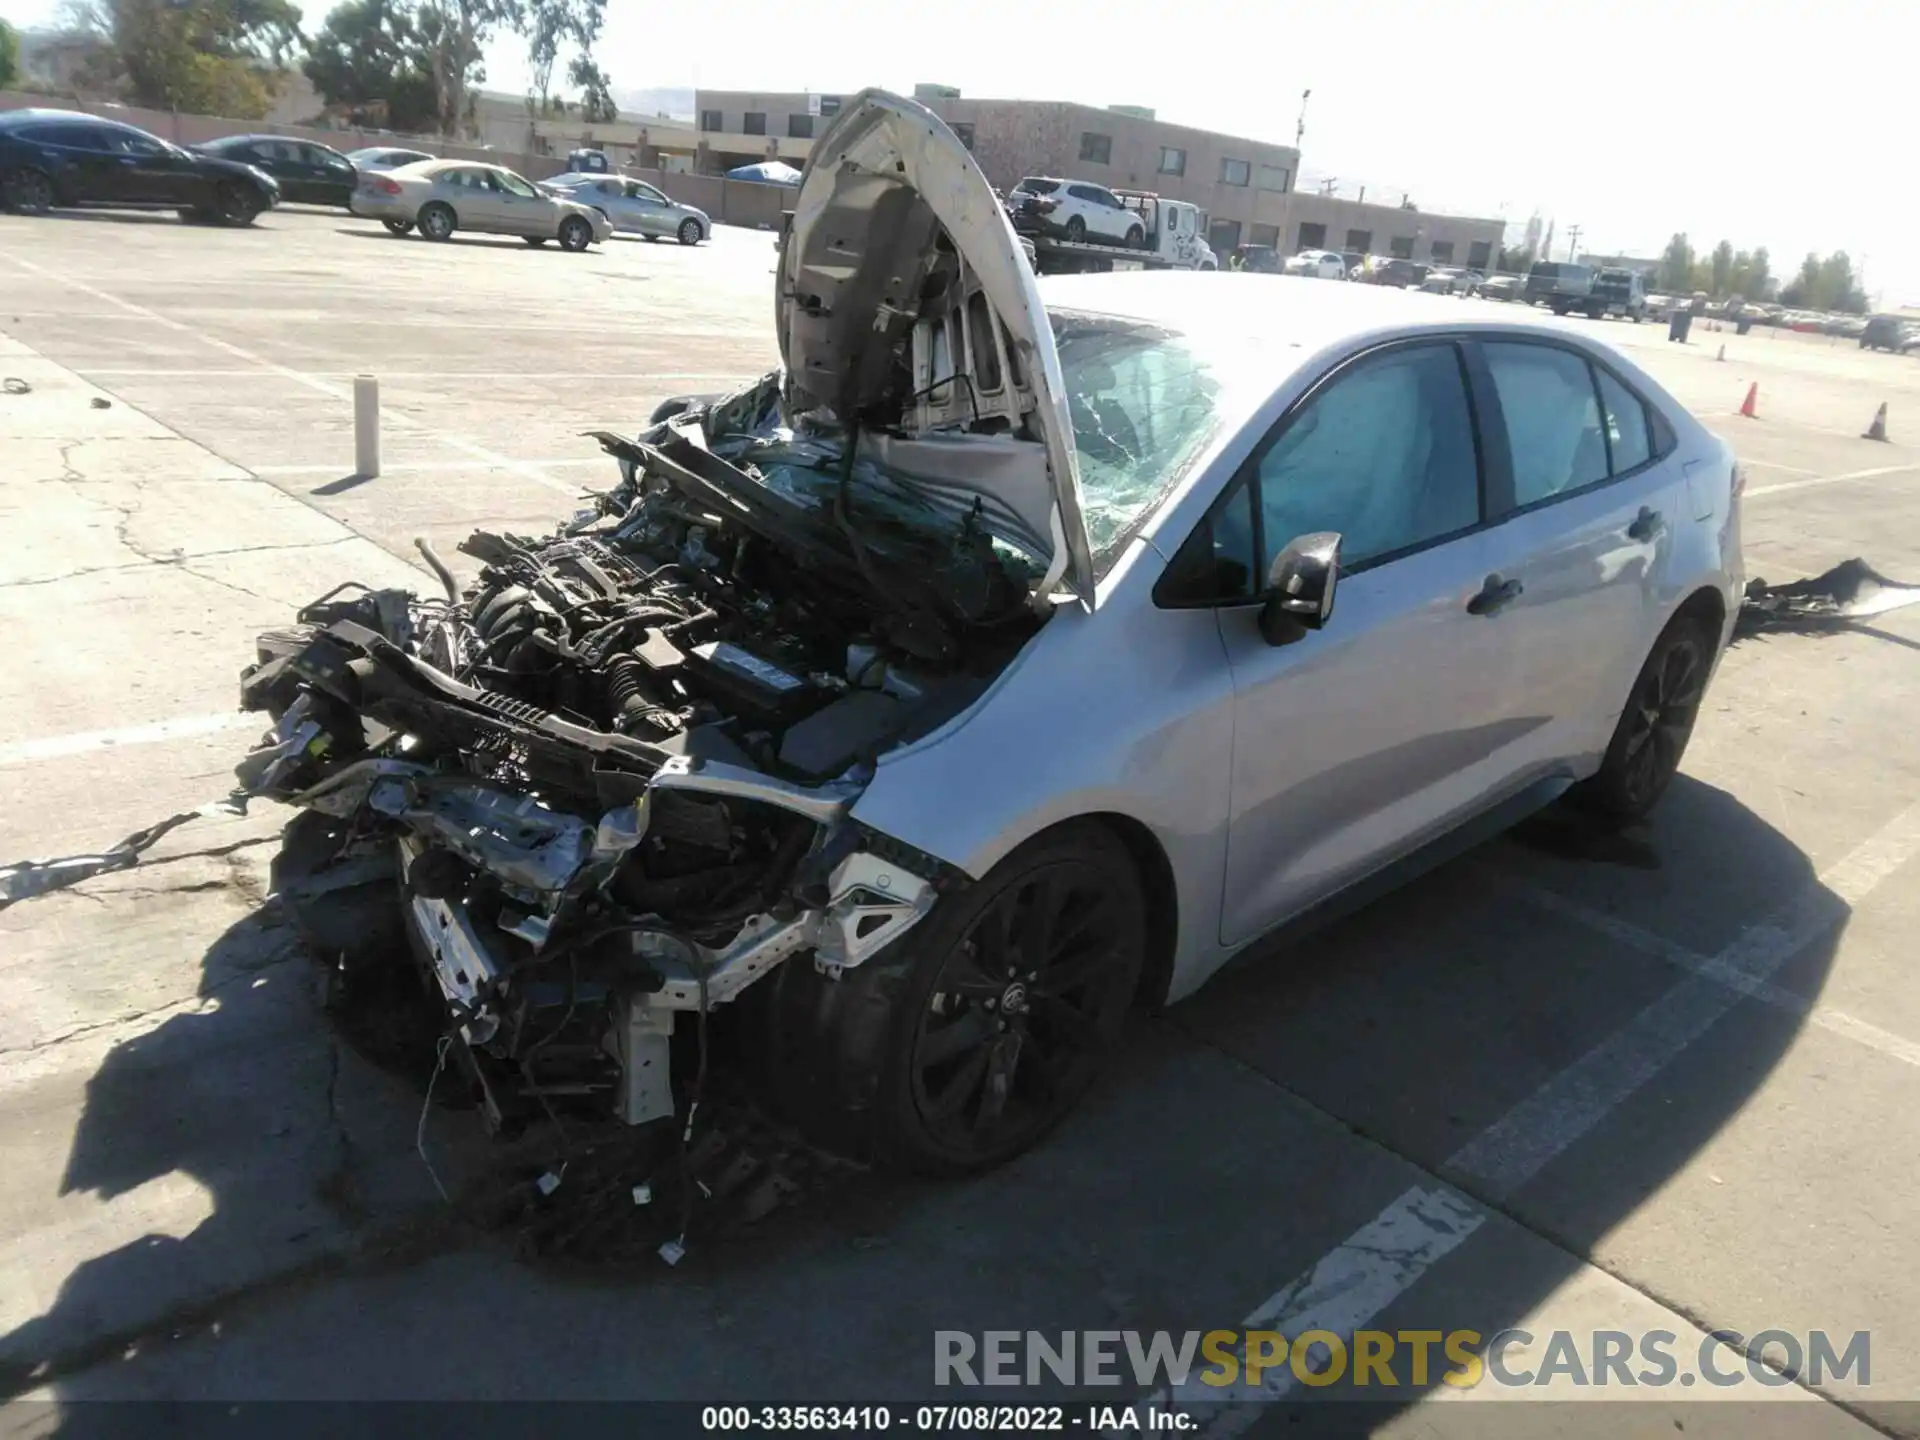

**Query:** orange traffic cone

left=1738, top=383, right=1758, bottom=419
left=1864, top=403, right=1889, bottom=441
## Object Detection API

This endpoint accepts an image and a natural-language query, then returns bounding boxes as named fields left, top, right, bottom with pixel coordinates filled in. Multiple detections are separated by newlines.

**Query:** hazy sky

left=6, top=0, right=1912, bottom=303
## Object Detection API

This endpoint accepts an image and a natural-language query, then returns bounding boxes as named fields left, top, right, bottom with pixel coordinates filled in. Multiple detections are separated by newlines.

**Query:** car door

left=627, top=181, right=672, bottom=235
left=1180, top=340, right=1531, bottom=946
left=104, top=126, right=199, bottom=205
left=305, top=144, right=357, bottom=206
left=438, top=167, right=501, bottom=229
left=30, top=122, right=125, bottom=201
left=1463, top=339, right=1691, bottom=775
left=490, top=168, right=552, bottom=235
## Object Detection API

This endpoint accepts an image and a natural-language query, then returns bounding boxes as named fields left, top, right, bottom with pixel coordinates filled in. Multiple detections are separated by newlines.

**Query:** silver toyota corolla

left=538, top=172, right=710, bottom=244
left=238, top=91, right=1742, bottom=1177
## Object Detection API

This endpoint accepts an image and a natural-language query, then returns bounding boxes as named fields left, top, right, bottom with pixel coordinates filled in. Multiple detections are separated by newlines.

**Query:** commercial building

left=692, top=85, right=1504, bottom=267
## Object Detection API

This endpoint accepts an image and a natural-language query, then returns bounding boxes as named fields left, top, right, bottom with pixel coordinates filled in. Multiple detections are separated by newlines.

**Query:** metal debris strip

left=0, top=790, right=252, bottom=912
left=1738, top=559, right=1920, bottom=633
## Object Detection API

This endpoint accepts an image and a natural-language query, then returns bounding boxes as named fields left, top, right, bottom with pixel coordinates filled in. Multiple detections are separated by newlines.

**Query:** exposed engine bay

left=236, top=362, right=1056, bottom=1133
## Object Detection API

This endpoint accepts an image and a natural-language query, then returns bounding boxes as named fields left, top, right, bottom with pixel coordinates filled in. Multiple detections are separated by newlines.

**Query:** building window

left=1220, top=158, right=1250, bottom=186
left=1390, top=236, right=1414, bottom=259
left=1257, top=163, right=1290, bottom=192
left=1467, top=239, right=1493, bottom=269
left=1080, top=132, right=1112, bottom=164
left=1430, top=240, right=1454, bottom=263
left=1209, top=218, right=1242, bottom=253
left=1346, top=228, right=1371, bottom=252
left=743, top=112, right=766, bottom=136
left=1297, top=221, right=1327, bottom=249
left=699, top=109, right=722, bottom=132
left=1158, top=146, right=1186, bottom=176
left=1250, top=223, right=1280, bottom=248
left=950, top=122, right=974, bottom=151
left=788, top=114, right=813, bottom=139
left=818, top=96, right=841, bottom=117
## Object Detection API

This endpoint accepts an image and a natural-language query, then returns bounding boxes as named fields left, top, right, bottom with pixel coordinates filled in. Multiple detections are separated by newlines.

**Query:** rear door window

left=1483, top=342, right=1610, bottom=506
left=1594, top=368, right=1653, bottom=474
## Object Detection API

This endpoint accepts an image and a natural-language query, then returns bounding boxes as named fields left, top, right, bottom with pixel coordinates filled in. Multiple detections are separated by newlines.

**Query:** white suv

left=1008, top=177, right=1145, bottom=247
left=1283, top=249, right=1347, bottom=279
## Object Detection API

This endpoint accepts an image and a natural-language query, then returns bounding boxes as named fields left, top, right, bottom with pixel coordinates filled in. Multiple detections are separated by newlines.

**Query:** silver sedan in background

left=350, top=160, right=613, bottom=250
left=537, top=172, right=710, bottom=244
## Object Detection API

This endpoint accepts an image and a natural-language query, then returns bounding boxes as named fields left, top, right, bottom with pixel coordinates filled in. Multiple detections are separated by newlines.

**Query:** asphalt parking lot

left=4, top=205, right=1920, bottom=1437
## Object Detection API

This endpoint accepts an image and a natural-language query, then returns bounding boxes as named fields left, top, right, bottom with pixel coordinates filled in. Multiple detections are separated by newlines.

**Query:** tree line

left=1659, top=233, right=1867, bottom=313
left=33, top=0, right=614, bottom=136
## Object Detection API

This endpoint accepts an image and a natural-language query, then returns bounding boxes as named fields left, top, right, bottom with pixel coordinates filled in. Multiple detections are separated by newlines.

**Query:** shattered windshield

left=1051, top=311, right=1230, bottom=572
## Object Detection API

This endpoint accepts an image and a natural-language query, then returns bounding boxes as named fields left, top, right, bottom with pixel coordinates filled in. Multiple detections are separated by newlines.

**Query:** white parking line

left=1184, top=800, right=1920, bottom=1431
left=1745, top=463, right=1918, bottom=498
left=0, top=711, right=258, bottom=766
left=0, top=254, right=582, bottom=498
left=76, top=369, right=753, bottom=382
left=249, top=457, right=608, bottom=477
left=1500, top=878, right=1920, bottom=1071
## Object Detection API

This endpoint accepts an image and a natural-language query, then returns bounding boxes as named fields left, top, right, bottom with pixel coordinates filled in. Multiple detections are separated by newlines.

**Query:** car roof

left=1037, top=270, right=1647, bottom=378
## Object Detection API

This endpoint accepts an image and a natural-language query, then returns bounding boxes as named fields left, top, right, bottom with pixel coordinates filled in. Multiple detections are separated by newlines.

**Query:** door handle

left=1467, top=575, right=1523, bottom=616
left=1627, top=506, right=1664, bottom=542
left=118, top=156, right=139, bottom=166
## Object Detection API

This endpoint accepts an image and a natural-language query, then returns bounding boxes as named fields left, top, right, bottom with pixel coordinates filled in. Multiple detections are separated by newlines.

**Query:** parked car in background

left=1861, top=315, right=1916, bottom=352
left=1524, top=261, right=1597, bottom=314
left=1007, top=177, right=1144, bottom=246
left=347, top=146, right=435, bottom=172
left=1354, top=256, right=1429, bottom=288
left=1478, top=273, right=1526, bottom=302
left=1421, top=266, right=1481, bottom=296
left=1644, top=293, right=1676, bottom=321
left=1232, top=245, right=1283, bottom=273
left=1284, top=249, right=1347, bottom=279
left=195, top=134, right=358, bottom=208
left=564, top=147, right=612, bottom=174
left=538, top=172, right=709, bottom=244
left=0, top=108, right=279, bottom=224
left=1591, top=268, right=1647, bottom=322
left=351, top=160, right=612, bottom=250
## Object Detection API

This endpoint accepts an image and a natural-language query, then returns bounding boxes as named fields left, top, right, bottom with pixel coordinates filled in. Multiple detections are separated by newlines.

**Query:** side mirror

left=1257, top=531, right=1342, bottom=646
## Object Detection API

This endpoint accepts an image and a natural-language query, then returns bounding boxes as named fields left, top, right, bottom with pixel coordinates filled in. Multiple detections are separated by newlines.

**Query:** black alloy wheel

left=2, top=168, right=55, bottom=215
left=677, top=217, right=702, bottom=245
left=1575, top=617, right=1713, bottom=823
left=214, top=182, right=262, bottom=226
left=558, top=215, right=593, bottom=252
left=1064, top=214, right=1087, bottom=242
left=382, top=219, right=414, bottom=235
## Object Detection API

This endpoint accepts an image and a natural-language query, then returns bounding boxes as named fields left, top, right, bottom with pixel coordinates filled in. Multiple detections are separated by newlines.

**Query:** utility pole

left=1295, top=89, right=1311, bottom=151
left=1566, top=224, right=1582, bottom=262
left=1319, top=178, right=1337, bottom=197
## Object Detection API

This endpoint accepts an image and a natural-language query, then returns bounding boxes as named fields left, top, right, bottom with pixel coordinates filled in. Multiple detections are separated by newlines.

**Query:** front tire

left=214, top=182, right=262, bottom=226
left=762, top=822, right=1147, bottom=1176
left=677, top=217, right=702, bottom=245
left=1125, top=224, right=1145, bottom=249
left=558, top=215, right=592, bottom=252
left=417, top=202, right=455, bottom=242
left=1572, top=615, right=1714, bottom=823
left=2, top=167, right=56, bottom=215
left=382, top=219, right=414, bottom=236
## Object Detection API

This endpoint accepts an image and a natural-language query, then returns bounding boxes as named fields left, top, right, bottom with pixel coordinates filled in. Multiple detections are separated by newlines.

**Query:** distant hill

left=614, top=85, right=695, bottom=121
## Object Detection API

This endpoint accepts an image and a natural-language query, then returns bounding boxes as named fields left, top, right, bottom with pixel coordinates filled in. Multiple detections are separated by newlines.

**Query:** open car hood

left=776, top=90, right=1093, bottom=605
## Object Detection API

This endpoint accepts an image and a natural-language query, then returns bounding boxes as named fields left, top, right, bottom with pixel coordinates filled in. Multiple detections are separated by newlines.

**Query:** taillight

left=368, top=176, right=402, bottom=196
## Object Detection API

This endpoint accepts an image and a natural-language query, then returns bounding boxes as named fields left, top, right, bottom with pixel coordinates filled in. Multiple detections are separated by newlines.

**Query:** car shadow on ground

left=6, top=776, right=1846, bottom=1419
left=332, top=229, right=599, bottom=254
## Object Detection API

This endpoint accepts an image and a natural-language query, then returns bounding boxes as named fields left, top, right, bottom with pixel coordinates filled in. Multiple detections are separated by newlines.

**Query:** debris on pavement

left=1738, top=558, right=1920, bottom=633
left=0, top=791, right=251, bottom=912
left=2, top=377, right=30, bottom=395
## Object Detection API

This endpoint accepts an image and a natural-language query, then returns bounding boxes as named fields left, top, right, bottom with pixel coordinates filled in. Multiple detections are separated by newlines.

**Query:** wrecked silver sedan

left=238, top=90, right=1743, bottom=1175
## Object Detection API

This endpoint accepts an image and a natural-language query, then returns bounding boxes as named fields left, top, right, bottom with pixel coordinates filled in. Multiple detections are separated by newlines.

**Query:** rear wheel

left=677, top=217, right=702, bottom=245
left=1572, top=615, right=1714, bottom=823
left=417, top=202, right=455, bottom=241
left=523, top=235, right=548, bottom=246
left=1, top=167, right=55, bottom=215
left=558, top=215, right=593, bottom=252
left=213, top=182, right=262, bottom=226
left=382, top=219, right=414, bottom=236
left=761, top=822, right=1146, bottom=1175
left=1064, top=214, right=1087, bottom=243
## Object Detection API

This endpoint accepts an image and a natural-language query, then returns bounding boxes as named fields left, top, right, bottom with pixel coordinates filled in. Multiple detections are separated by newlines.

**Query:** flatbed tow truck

left=1012, top=188, right=1217, bottom=276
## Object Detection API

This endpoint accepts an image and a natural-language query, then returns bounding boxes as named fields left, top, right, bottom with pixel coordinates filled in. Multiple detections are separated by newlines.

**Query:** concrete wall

left=0, top=90, right=791, bottom=228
